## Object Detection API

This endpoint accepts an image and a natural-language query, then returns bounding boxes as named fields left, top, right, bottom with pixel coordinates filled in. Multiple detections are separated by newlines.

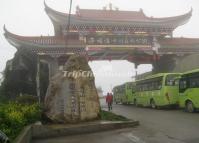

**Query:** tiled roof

left=4, top=27, right=84, bottom=46
left=44, top=1, right=192, bottom=23
left=77, top=9, right=147, bottom=21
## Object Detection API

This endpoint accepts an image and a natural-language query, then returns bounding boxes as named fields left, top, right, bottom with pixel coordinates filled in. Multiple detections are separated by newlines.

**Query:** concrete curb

left=32, top=120, right=139, bottom=139
left=14, top=126, right=32, bottom=143
left=14, top=120, right=139, bottom=143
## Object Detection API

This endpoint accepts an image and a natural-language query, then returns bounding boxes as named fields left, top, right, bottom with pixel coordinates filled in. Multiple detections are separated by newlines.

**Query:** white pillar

left=152, top=36, right=160, bottom=54
left=48, top=58, right=59, bottom=80
left=36, top=55, right=41, bottom=104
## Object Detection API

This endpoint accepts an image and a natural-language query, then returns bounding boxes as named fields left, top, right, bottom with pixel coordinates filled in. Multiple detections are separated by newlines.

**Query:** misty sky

left=1, top=0, right=199, bottom=94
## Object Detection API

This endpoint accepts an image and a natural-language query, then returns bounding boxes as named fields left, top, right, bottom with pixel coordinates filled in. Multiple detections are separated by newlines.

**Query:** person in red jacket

left=106, top=92, right=113, bottom=111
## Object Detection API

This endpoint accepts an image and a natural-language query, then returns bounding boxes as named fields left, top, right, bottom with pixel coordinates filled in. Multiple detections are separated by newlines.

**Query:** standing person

left=106, top=92, right=113, bottom=111
left=109, top=92, right=113, bottom=110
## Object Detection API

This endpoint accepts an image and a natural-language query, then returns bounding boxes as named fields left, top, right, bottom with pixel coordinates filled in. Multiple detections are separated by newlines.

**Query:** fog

left=1, top=0, right=199, bottom=94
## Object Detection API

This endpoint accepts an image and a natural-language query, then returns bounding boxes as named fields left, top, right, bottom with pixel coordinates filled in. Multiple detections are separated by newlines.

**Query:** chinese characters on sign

left=69, top=82, right=77, bottom=114
left=69, top=83, right=87, bottom=114
left=86, top=35, right=152, bottom=45
left=80, top=89, right=86, bottom=112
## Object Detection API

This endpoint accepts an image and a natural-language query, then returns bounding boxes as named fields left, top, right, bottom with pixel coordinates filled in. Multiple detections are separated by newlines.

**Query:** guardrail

left=0, top=130, right=9, bottom=143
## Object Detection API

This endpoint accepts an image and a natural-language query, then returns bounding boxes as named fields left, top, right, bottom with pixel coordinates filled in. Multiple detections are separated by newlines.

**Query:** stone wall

left=152, top=54, right=199, bottom=73
left=173, top=54, right=199, bottom=72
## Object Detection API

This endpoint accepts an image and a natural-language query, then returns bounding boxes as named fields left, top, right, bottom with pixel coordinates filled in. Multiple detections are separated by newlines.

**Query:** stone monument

left=44, top=55, right=100, bottom=123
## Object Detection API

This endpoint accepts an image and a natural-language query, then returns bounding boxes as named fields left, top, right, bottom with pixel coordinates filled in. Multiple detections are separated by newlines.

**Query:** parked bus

left=135, top=73, right=180, bottom=108
left=179, top=69, right=199, bottom=112
left=113, top=82, right=136, bottom=104
left=113, top=84, right=125, bottom=104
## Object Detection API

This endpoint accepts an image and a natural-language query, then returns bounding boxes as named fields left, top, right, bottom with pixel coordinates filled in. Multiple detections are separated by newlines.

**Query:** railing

left=0, top=130, right=9, bottom=143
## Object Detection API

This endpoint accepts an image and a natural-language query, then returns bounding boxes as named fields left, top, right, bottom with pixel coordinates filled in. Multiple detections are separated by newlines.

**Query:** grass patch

left=100, top=110, right=130, bottom=121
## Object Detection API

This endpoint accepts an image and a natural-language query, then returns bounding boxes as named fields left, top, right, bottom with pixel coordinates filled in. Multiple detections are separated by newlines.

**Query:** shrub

left=0, top=103, right=41, bottom=140
left=0, top=95, right=7, bottom=104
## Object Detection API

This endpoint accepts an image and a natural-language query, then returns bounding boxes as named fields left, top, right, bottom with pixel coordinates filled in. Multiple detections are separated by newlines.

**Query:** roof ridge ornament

left=103, top=3, right=119, bottom=11
left=76, top=5, right=80, bottom=16
left=109, top=3, right=113, bottom=11
left=3, top=24, right=6, bottom=32
left=190, top=7, right=193, bottom=14
left=3, top=25, right=11, bottom=36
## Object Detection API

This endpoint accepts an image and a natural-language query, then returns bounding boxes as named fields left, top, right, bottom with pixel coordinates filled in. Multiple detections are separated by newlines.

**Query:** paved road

left=33, top=128, right=142, bottom=143
left=34, top=100, right=199, bottom=143
left=111, top=104, right=199, bottom=143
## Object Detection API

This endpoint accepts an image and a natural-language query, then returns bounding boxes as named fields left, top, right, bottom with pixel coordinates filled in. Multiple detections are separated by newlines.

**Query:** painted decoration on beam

left=86, top=35, right=152, bottom=46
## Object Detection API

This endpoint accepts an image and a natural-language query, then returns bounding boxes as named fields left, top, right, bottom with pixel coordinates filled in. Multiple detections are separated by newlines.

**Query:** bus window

left=174, top=79, right=180, bottom=86
left=179, top=78, right=187, bottom=93
left=143, top=83, right=148, bottom=91
left=128, top=84, right=132, bottom=89
left=189, top=76, right=199, bottom=88
left=158, top=83, right=162, bottom=90
left=152, top=77, right=162, bottom=90
left=136, top=77, right=163, bottom=91
left=166, top=74, right=180, bottom=86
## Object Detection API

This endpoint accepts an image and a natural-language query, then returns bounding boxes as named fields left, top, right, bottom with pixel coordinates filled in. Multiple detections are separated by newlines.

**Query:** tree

left=0, top=72, right=3, bottom=83
left=1, top=49, right=49, bottom=101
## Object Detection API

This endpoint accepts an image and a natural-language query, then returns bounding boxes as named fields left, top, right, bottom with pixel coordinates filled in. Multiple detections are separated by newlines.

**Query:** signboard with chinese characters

left=86, top=35, right=152, bottom=46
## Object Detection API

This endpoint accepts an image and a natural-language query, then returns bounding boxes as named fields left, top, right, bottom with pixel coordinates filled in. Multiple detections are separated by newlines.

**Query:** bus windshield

left=165, top=74, right=180, bottom=86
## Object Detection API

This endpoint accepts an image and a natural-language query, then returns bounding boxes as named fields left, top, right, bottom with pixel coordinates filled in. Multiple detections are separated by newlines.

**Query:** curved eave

left=4, top=26, right=85, bottom=50
left=44, top=0, right=68, bottom=18
left=44, top=2, right=192, bottom=28
left=4, top=26, right=27, bottom=49
left=150, top=8, right=192, bottom=28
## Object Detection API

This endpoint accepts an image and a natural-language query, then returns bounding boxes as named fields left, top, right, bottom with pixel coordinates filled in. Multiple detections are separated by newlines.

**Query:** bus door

left=179, top=77, right=189, bottom=106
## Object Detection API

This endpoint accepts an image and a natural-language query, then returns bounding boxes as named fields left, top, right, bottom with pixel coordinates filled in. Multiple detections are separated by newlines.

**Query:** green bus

left=122, top=82, right=136, bottom=104
left=113, top=84, right=125, bottom=104
left=179, top=69, right=199, bottom=112
left=135, top=73, right=180, bottom=108
left=113, top=82, right=136, bottom=104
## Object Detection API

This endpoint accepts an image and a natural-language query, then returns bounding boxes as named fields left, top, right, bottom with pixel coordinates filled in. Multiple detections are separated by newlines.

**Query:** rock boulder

left=44, top=55, right=100, bottom=123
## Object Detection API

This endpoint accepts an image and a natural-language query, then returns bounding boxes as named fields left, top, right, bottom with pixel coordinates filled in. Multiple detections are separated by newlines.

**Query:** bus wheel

left=150, top=99, right=156, bottom=109
left=186, top=101, right=195, bottom=113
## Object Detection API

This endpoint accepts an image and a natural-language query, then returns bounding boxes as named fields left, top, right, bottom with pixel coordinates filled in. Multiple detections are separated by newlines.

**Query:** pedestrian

left=106, top=92, right=113, bottom=111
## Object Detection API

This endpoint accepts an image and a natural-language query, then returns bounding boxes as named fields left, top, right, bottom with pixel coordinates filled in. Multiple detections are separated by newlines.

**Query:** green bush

left=0, top=95, right=8, bottom=104
left=0, top=103, right=41, bottom=140
left=0, top=87, right=8, bottom=104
